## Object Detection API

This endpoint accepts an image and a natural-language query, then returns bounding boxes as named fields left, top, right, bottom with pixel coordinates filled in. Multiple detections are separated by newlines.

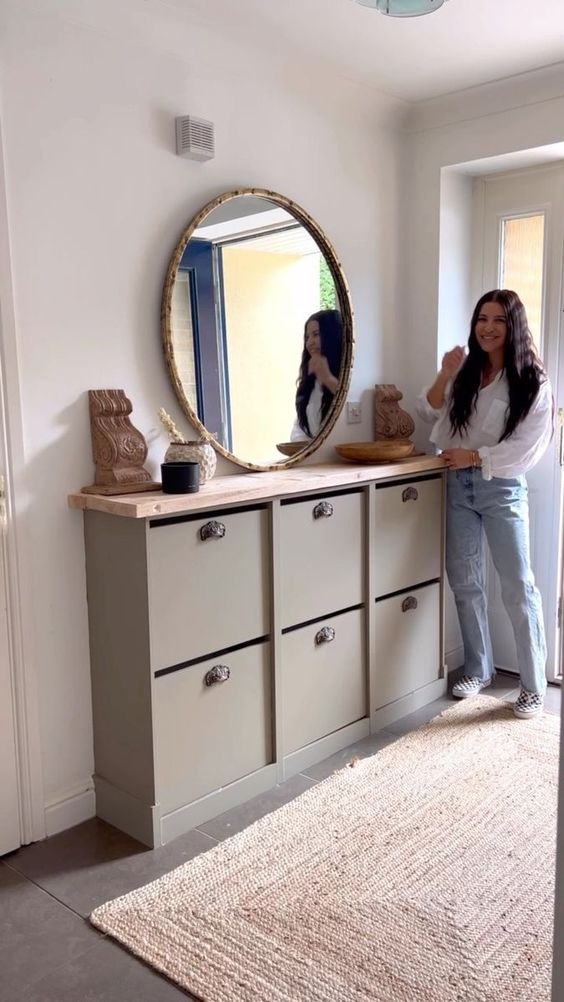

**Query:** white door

left=0, top=473, right=20, bottom=854
left=479, top=164, right=564, bottom=682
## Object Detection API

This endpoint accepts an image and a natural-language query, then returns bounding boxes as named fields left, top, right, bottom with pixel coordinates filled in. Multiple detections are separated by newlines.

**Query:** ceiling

left=174, top=0, right=564, bottom=103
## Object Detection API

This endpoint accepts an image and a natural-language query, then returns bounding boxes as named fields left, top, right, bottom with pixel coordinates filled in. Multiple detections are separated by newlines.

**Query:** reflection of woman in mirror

left=291, top=309, right=343, bottom=441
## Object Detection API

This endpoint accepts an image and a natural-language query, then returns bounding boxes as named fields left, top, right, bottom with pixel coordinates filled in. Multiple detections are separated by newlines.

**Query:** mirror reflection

left=292, top=309, right=343, bottom=443
left=165, top=193, right=349, bottom=467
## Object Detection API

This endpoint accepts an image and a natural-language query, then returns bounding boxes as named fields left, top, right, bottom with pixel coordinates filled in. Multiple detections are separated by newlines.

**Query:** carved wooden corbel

left=374, top=384, right=415, bottom=441
left=81, top=389, right=160, bottom=495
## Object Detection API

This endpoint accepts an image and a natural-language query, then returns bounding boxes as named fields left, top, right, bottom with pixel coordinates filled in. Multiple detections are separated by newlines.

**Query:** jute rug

left=91, top=697, right=560, bottom=1001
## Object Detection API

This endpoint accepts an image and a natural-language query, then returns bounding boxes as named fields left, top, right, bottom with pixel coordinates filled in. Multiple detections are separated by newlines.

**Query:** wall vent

left=175, top=116, right=215, bottom=161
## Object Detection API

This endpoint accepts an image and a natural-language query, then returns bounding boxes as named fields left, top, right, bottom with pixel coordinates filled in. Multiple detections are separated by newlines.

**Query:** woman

left=417, top=289, right=554, bottom=719
left=290, top=309, right=343, bottom=441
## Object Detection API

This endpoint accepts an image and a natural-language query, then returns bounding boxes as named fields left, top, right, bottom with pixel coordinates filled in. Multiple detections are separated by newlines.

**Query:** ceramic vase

left=164, top=439, right=217, bottom=483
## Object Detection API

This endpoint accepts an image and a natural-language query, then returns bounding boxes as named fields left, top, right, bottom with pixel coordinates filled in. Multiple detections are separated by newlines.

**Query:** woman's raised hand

left=308, top=353, right=339, bottom=393
left=426, top=346, right=465, bottom=408
left=440, top=346, right=465, bottom=379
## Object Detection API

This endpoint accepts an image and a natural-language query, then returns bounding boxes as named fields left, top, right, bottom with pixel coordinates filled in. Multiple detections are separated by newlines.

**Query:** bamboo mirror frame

left=161, top=188, right=354, bottom=471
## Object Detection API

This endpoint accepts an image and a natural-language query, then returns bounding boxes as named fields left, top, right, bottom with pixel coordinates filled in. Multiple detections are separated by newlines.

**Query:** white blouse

left=290, top=380, right=324, bottom=442
left=416, top=372, right=554, bottom=480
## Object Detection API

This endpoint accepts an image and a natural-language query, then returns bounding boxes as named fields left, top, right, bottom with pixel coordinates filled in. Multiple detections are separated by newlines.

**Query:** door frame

left=0, top=117, right=45, bottom=844
left=476, top=163, right=564, bottom=682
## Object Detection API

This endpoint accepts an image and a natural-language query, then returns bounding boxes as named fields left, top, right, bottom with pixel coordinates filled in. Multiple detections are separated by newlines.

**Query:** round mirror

left=161, top=188, right=353, bottom=470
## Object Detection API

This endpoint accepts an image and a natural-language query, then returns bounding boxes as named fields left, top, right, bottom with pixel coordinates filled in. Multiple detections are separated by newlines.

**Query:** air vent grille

left=175, top=116, right=215, bottom=161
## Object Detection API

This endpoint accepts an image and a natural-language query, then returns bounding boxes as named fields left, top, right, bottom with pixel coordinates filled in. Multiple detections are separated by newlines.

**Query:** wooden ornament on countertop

left=276, top=442, right=306, bottom=458
left=335, top=441, right=418, bottom=463
left=333, top=383, right=419, bottom=465
left=374, top=384, right=415, bottom=441
left=81, top=389, right=161, bottom=495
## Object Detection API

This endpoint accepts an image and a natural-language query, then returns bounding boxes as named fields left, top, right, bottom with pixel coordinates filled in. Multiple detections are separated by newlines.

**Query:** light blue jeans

left=446, top=469, right=547, bottom=695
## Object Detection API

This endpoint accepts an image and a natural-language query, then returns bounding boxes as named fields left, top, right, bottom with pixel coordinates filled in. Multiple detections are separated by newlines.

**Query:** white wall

left=404, top=67, right=564, bottom=1000
left=437, top=169, right=474, bottom=364
left=0, top=0, right=407, bottom=832
left=404, top=64, right=564, bottom=408
left=404, top=65, right=564, bottom=662
left=433, top=168, right=474, bottom=664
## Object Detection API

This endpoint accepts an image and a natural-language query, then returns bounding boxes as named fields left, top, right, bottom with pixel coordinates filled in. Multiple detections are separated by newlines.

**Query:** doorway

left=476, top=164, right=564, bottom=683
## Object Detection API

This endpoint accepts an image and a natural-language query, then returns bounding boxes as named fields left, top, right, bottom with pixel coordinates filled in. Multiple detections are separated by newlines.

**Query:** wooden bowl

left=276, top=442, right=306, bottom=457
left=335, top=440, right=415, bottom=463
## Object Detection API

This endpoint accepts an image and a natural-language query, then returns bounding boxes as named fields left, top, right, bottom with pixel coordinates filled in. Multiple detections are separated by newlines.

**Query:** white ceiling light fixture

left=356, top=0, right=448, bottom=16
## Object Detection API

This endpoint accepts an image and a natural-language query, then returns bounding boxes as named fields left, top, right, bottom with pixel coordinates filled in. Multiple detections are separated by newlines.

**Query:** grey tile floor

left=1, top=673, right=561, bottom=1002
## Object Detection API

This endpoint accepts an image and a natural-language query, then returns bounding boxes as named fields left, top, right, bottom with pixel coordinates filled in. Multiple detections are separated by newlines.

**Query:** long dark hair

left=295, top=309, right=343, bottom=437
left=449, top=289, right=546, bottom=441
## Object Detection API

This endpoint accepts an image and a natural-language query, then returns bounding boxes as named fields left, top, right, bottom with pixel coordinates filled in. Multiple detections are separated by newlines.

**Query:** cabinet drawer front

left=373, top=478, right=442, bottom=597
left=282, top=608, right=366, bottom=755
left=373, top=583, right=440, bottom=709
left=148, top=508, right=269, bottom=670
left=154, top=643, right=272, bottom=812
left=279, top=492, right=363, bottom=628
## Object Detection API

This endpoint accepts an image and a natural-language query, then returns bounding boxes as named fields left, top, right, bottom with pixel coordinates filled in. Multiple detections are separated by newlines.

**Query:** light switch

left=346, top=402, right=362, bottom=424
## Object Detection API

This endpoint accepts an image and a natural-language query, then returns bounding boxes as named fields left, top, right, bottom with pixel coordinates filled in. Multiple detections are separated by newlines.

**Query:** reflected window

left=500, top=213, right=545, bottom=354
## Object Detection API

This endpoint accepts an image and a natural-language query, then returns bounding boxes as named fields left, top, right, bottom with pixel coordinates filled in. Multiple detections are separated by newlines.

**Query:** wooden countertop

left=68, top=455, right=446, bottom=519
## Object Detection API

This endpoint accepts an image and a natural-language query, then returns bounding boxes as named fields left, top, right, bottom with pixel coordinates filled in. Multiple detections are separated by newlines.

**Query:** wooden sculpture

left=82, top=389, right=160, bottom=495
left=374, top=384, right=415, bottom=441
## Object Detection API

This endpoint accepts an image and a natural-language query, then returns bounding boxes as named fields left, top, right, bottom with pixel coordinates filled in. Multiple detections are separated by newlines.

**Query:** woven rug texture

left=91, top=697, right=559, bottom=1002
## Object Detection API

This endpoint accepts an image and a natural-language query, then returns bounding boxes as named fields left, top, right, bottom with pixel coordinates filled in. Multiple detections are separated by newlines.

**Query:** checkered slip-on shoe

left=451, top=675, right=492, bottom=699
left=513, top=689, right=544, bottom=719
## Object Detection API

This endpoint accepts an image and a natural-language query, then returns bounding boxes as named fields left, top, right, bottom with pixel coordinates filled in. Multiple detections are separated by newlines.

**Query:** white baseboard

left=44, top=781, right=95, bottom=837
left=445, top=645, right=464, bottom=674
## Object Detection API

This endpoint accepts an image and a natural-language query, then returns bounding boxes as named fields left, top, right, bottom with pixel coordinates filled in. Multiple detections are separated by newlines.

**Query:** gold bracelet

left=471, top=450, right=480, bottom=468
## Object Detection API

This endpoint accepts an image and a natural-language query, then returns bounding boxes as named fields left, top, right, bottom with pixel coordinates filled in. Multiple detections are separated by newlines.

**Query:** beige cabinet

left=154, top=642, right=272, bottom=812
left=79, top=462, right=445, bottom=847
left=371, top=475, right=443, bottom=711
left=281, top=609, right=365, bottom=754
left=279, top=490, right=366, bottom=760
left=279, top=490, right=363, bottom=628
left=373, top=584, right=440, bottom=708
left=148, top=508, right=269, bottom=669
left=373, top=477, right=442, bottom=597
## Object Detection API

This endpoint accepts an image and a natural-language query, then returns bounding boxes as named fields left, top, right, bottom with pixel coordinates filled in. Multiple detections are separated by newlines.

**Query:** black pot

left=161, top=461, right=200, bottom=494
